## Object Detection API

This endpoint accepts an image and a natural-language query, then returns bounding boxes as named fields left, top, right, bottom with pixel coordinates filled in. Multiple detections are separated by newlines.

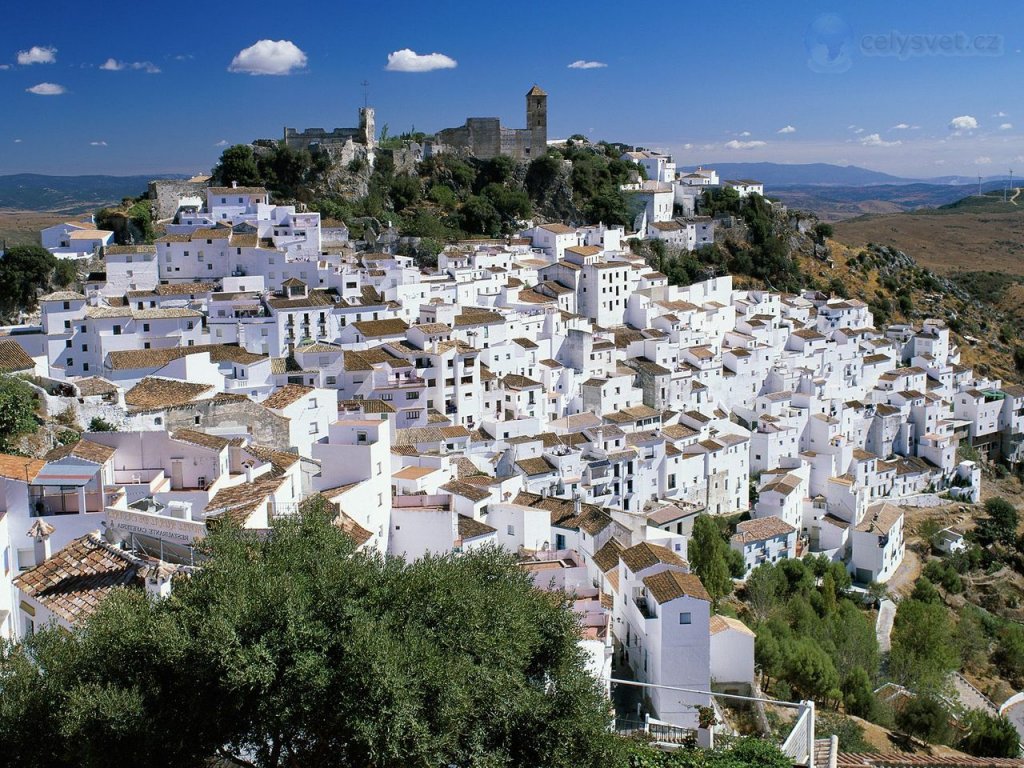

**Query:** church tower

left=359, top=106, right=376, bottom=150
left=526, top=85, right=547, bottom=156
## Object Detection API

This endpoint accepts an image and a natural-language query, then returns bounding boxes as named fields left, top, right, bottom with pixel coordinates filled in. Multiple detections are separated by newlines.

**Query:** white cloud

left=1000, top=123, right=1013, bottom=130
left=229, top=40, right=308, bottom=75
left=738, top=131, right=751, bottom=137
left=215, top=139, right=228, bottom=147
left=385, top=48, right=457, bottom=73
left=681, top=143, right=694, bottom=150
left=0, top=64, right=10, bottom=71
left=777, top=125, right=796, bottom=134
left=567, top=60, right=606, bottom=69
left=949, top=114, right=979, bottom=133
left=724, top=139, right=767, bottom=150
left=101, top=58, right=161, bottom=73
left=13, top=138, right=22, bottom=143
left=174, top=54, right=194, bottom=61
left=994, top=111, right=1008, bottom=117
left=17, top=46, right=56, bottom=65
left=26, top=82, right=65, bottom=95
left=975, top=156, right=992, bottom=165
left=90, top=140, right=107, bottom=146
left=859, top=133, right=902, bottom=147
left=847, top=124, right=865, bottom=134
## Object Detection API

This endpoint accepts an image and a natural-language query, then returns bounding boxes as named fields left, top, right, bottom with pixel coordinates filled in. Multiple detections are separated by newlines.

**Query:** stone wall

left=148, top=179, right=209, bottom=221
left=161, top=398, right=291, bottom=450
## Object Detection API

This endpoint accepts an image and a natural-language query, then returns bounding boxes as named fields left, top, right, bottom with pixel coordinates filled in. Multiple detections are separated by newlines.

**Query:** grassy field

left=0, top=209, right=67, bottom=247
left=834, top=193, right=1024, bottom=276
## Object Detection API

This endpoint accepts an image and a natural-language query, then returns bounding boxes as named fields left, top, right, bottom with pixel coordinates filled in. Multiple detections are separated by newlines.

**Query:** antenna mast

left=361, top=80, right=370, bottom=108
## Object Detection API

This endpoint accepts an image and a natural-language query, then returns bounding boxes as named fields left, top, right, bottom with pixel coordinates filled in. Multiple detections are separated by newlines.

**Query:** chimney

left=144, top=563, right=174, bottom=600
left=243, top=461, right=254, bottom=483
left=231, top=180, right=238, bottom=189
left=27, top=520, right=55, bottom=566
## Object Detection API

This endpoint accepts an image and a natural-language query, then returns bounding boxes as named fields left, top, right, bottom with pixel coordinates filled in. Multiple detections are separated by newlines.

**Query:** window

left=679, top=612, right=691, bottom=625
left=308, top=398, right=317, bottom=409
left=62, top=301, right=70, bottom=310
left=406, top=391, right=419, bottom=400
left=381, top=393, right=393, bottom=401
left=194, top=415, right=202, bottom=425
left=64, top=320, right=71, bottom=330
left=376, top=462, right=382, bottom=475
left=143, top=323, right=150, bottom=332
left=309, top=422, right=319, bottom=435
left=326, top=376, right=336, bottom=385
left=81, top=344, right=88, bottom=352
left=356, top=431, right=367, bottom=444
left=154, top=417, right=163, bottom=425
left=65, top=340, right=72, bottom=348
left=507, top=525, right=515, bottom=536
left=83, top=363, right=89, bottom=372
left=113, top=325, right=121, bottom=335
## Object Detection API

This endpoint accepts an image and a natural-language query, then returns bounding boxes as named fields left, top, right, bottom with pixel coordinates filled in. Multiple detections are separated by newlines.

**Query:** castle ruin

left=283, top=107, right=376, bottom=152
left=428, top=85, right=547, bottom=162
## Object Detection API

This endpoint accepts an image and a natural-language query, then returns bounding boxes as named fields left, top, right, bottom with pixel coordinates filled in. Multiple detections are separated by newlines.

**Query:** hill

left=771, top=182, right=1007, bottom=222
left=833, top=191, right=1024, bottom=275
left=704, top=162, right=915, bottom=186
left=0, top=173, right=186, bottom=214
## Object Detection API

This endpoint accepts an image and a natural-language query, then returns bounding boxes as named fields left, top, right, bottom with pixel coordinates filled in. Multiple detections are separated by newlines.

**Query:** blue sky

left=2, top=0, right=1022, bottom=178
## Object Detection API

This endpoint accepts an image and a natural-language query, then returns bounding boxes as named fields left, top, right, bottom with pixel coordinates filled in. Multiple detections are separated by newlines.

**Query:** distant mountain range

left=703, top=162, right=1016, bottom=188
left=0, top=173, right=186, bottom=214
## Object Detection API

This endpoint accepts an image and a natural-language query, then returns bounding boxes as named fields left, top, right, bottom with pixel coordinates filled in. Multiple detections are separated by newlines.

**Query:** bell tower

left=526, top=84, right=547, bottom=155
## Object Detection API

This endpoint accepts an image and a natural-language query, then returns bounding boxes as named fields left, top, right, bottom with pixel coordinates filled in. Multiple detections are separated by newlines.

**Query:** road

left=876, top=599, right=896, bottom=654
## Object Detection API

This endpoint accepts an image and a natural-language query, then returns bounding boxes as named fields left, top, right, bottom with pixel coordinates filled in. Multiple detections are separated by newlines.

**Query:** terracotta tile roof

left=44, top=439, right=116, bottom=464
left=172, top=429, right=231, bottom=452
left=206, top=476, right=283, bottom=525
left=0, top=454, right=46, bottom=482
left=125, top=378, right=214, bottom=411
left=710, top=614, right=755, bottom=637
left=621, top=542, right=687, bottom=573
left=516, top=457, right=556, bottom=476
left=40, top=290, right=86, bottom=302
left=458, top=515, right=497, bottom=540
left=0, top=341, right=35, bottom=373
left=732, top=516, right=796, bottom=544
left=107, top=343, right=265, bottom=371
left=262, top=384, right=313, bottom=410
left=351, top=318, right=409, bottom=337
left=855, top=502, right=903, bottom=534
left=154, top=282, right=216, bottom=296
left=643, top=570, right=710, bottom=604
left=836, top=754, right=1024, bottom=767
left=593, top=538, right=624, bottom=573
left=243, top=444, right=300, bottom=474
left=14, top=533, right=150, bottom=625
left=452, top=310, right=505, bottom=327
left=440, top=480, right=491, bottom=503
left=502, top=374, right=542, bottom=390
left=334, top=509, right=373, bottom=546
left=74, top=376, right=118, bottom=397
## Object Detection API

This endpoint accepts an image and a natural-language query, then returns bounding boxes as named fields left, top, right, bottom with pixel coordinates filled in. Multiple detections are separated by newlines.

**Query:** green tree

left=896, top=694, right=952, bottom=743
left=743, top=563, right=785, bottom=622
left=977, top=497, right=1019, bottom=547
left=212, top=144, right=262, bottom=187
left=53, top=259, right=78, bottom=288
left=957, top=710, right=1021, bottom=758
left=889, top=599, right=958, bottom=690
left=0, top=375, right=38, bottom=451
left=690, top=514, right=733, bottom=604
left=842, top=667, right=876, bottom=719
left=785, top=638, right=840, bottom=703
left=0, top=505, right=623, bottom=768
left=0, top=244, right=58, bottom=317
left=87, top=416, right=116, bottom=432
left=911, top=576, right=941, bottom=604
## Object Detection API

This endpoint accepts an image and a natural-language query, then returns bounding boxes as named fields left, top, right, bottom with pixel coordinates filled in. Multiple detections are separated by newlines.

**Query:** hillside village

left=4, top=88, right=1024, bottom=765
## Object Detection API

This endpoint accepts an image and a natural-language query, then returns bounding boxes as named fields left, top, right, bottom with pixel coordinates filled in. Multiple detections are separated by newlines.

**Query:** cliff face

left=511, top=159, right=583, bottom=225
left=313, top=145, right=373, bottom=200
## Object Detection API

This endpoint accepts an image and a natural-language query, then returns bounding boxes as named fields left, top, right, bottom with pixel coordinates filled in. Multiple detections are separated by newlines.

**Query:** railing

left=781, top=701, right=814, bottom=767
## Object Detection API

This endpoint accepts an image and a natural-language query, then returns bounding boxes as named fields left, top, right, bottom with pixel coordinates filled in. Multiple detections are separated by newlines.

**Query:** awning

left=31, top=463, right=95, bottom=488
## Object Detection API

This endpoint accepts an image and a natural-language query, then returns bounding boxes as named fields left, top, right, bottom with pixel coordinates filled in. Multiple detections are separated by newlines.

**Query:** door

left=170, top=460, right=184, bottom=490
